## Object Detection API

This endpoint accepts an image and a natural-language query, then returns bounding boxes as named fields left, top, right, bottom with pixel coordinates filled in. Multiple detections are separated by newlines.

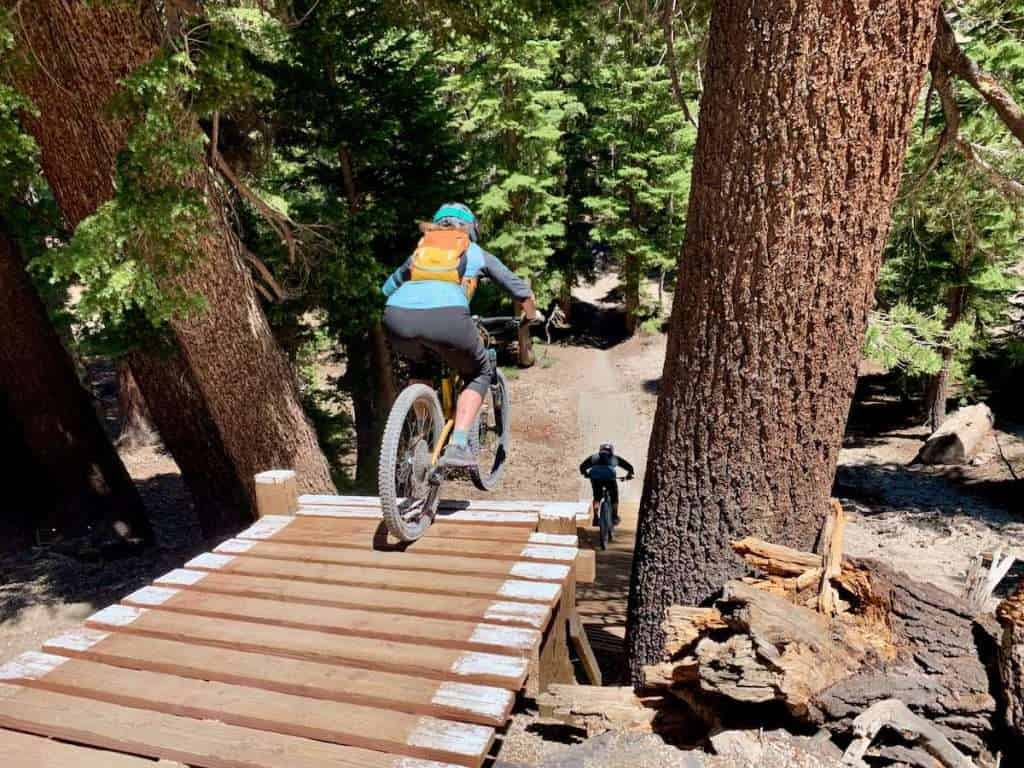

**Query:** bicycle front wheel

left=469, top=369, right=511, bottom=491
left=379, top=383, right=444, bottom=542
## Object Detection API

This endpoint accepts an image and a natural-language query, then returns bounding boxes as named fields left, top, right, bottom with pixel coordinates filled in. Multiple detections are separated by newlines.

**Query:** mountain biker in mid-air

left=381, top=203, right=538, bottom=468
left=579, top=443, right=635, bottom=525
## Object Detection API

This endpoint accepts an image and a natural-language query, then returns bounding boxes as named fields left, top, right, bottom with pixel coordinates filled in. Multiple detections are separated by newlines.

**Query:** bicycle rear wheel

left=378, top=383, right=444, bottom=542
left=469, top=369, right=511, bottom=491
left=598, top=495, right=612, bottom=550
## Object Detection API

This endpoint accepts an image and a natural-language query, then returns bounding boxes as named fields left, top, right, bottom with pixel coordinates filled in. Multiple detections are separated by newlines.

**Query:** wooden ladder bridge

left=0, top=471, right=600, bottom=768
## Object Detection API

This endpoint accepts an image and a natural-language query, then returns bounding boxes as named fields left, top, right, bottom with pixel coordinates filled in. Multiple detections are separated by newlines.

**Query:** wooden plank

left=241, top=514, right=539, bottom=544
left=212, top=536, right=577, bottom=581
left=230, top=528, right=577, bottom=565
left=0, top=683, right=462, bottom=768
left=0, top=728, right=161, bottom=768
left=1, top=653, right=493, bottom=767
left=43, top=628, right=514, bottom=726
left=299, top=503, right=539, bottom=526
left=120, top=585, right=540, bottom=654
left=185, top=552, right=567, bottom=603
left=84, top=605, right=529, bottom=689
left=300, top=495, right=587, bottom=518
left=154, top=568, right=551, bottom=629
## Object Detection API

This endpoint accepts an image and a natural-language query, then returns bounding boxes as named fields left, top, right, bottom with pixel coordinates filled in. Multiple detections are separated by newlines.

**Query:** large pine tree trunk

left=0, top=224, right=151, bottom=546
left=345, top=322, right=396, bottom=490
left=925, top=282, right=967, bottom=432
left=116, top=361, right=158, bottom=451
left=626, top=0, right=941, bottom=681
left=9, top=0, right=334, bottom=537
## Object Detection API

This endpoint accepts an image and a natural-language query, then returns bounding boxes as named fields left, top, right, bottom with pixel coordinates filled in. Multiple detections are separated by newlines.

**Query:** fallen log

left=650, top=559, right=1000, bottom=764
left=997, top=582, right=1024, bottom=738
left=916, top=403, right=994, bottom=465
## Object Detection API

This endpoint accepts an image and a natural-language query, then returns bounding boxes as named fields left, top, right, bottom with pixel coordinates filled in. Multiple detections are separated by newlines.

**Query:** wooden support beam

left=254, top=470, right=298, bottom=518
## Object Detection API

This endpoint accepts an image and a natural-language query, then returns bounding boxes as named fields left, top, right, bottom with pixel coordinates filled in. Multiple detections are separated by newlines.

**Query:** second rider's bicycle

left=596, top=474, right=630, bottom=550
left=378, top=316, right=522, bottom=542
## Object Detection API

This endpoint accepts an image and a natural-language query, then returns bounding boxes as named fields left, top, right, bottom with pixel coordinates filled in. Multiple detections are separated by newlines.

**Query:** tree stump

left=649, top=555, right=1000, bottom=763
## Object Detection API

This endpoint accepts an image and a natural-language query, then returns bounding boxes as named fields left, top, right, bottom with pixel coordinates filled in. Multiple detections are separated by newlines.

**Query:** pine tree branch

left=208, top=111, right=299, bottom=265
left=957, top=138, right=1024, bottom=199
left=662, top=0, right=696, bottom=127
left=934, top=11, right=1024, bottom=147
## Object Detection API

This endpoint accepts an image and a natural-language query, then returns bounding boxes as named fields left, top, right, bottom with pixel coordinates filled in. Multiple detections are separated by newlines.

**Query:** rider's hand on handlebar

left=626, top=473, right=634, bottom=481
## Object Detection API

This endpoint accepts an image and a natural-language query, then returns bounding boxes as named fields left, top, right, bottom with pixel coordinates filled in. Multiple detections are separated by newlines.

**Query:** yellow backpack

left=410, top=229, right=470, bottom=285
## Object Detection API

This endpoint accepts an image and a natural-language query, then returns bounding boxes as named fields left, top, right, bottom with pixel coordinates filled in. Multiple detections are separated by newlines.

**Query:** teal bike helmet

left=432, top=202, right=480, bottom=243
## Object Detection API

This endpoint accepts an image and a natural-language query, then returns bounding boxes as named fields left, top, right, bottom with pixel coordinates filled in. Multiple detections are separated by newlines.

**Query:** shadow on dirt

left=0, top=472, right=206, bottom=626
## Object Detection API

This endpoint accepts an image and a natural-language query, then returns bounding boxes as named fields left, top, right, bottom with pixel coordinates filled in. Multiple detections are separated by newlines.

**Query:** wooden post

left=253, top=470, right=298, bottom=518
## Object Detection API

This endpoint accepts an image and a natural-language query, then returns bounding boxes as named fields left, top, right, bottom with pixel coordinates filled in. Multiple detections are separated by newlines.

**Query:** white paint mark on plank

left=508, top=562, right=571, bottom=582
left=406, top=717, right=492, bottom=757
left=484, top=602, right=548, bottom=628
left=297, top=506, right=381, bottom=519
left=255, top=469, right=296, bottom=483
left=450, top=651, right=527, bottom=679
left=520, top=544, right=577, bottom=561
left=215, top=539, right=256, bottom=554
left=88, top=605, right=146, bottom=627
left=0, top=652, right=68, bottom=681
left=499, top=580, right=560, bottom=603
left=44, top=628, right=109, bottom=653
left=430, top=682, right=512, bottom=721
left=185, top=552, right=235, bottom=570
left=392, top=758, right=464, bottom=768
left=238, top=515, right=295, bottom=540
left=528, top=533, right=578, bottom=547
left=155, top=569, right=208, bottom=587
left=469, top=624, right=537, bottom=651
left=439, top=510, right=537, bottom=524
left=123, top=586, right=178, bottom=606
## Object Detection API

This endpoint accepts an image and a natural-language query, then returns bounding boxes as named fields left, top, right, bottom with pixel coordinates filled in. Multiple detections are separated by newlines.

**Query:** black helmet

left=432, top=202, right=480, bottom=242
left=599, top=442, right=614, bottom=456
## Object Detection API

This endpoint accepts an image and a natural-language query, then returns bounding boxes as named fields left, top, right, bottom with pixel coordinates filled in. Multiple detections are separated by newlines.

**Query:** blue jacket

left=382, top=242, right=532, bottom=310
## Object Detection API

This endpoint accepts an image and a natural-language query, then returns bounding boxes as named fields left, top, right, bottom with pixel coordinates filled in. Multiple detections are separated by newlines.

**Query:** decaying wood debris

left=641, top=503, right=1005, bottom=766
left=537, top=685, right=657, bottom=734
left=997, top=582, right=1024, bottom=738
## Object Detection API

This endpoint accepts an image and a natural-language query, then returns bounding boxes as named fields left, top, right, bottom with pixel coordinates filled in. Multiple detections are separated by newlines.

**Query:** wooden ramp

left=0, top=482, right=593, bottom=768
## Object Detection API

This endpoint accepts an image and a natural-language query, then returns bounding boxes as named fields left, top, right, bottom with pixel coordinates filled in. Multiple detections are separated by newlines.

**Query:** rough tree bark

left=925, top=279, right=968, bottom=432
left=344, top=322, right=396, bottom=489
left=115, top=361, right=158, bottom=451
left=8, top=0, right=334, bottom=536
left=627, top=0, right=942, bottom=681
left=0, top=225, right=151, bottom=546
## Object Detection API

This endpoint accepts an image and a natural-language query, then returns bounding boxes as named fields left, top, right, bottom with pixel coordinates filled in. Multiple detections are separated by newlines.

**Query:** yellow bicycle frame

left=430, top=372, right=459, bottom=466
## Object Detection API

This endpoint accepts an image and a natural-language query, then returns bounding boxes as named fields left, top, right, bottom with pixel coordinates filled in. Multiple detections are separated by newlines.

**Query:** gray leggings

left=383, top=306, right=492, bottom=395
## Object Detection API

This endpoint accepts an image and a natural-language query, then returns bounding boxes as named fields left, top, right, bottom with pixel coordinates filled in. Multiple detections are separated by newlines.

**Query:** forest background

left=1, top=0, right=1023, bottom=547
